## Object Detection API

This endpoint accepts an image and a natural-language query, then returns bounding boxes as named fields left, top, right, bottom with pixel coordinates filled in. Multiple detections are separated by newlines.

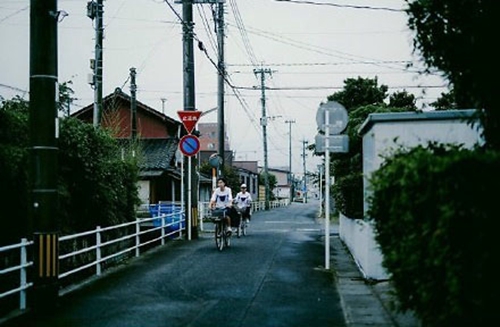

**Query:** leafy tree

left=258, top=172, right=277, bottom=200
left=0, top=96, right=30, bottom=244
left=326, top=78, right=410, bottom=218
left=388, top=90, right=418, bottom=111
left=327, top=76, right=388, bottom=111
left=58, top=80, right=76, bottom=116
left=57, top=118, right=140, bottom=232
left=199, top=162, right=241, bottom=196
left=406, top=0, right=496, bottom=148
left=430, top=89, right=458, bottom=111
left=0, top=86, right=140, bottom=244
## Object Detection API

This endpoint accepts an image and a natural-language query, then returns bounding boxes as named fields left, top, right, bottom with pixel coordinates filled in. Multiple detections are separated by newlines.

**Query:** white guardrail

left=0, top=199, right=289, bottom=319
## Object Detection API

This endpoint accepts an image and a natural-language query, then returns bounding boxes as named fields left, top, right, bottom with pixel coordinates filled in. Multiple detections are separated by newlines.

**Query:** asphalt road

left=11, top=201, right=346, bottom=327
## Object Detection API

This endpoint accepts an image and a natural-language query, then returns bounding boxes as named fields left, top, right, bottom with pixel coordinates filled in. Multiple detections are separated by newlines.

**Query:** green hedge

left=0, top=98, right=140, bottom=244
left=368, top=144, right=498, bottom=326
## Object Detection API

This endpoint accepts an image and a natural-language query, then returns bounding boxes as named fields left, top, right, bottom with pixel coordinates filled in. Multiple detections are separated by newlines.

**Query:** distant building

left=232, top=161, right=259, bottom=201
left=198, top=122, right=233, bottom=166
left=71, top=87, right=212, bottom=205
left=258, top=167, right=292, bottom=200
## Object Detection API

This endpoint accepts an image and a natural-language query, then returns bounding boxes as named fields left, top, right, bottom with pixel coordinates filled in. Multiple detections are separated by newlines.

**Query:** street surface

left=11, top=201, right=346, bottom=327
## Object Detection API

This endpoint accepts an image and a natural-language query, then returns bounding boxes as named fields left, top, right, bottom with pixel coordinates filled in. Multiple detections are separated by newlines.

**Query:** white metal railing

left=0, top=238, right=33, bottom=311
left=0, top=199, right=289, bottom=319
left=0, top=208, right=185, bottom=319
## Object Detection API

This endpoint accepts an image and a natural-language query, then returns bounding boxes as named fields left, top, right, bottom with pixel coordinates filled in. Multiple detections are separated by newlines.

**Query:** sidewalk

left=328, top=222, right=421, bottom=327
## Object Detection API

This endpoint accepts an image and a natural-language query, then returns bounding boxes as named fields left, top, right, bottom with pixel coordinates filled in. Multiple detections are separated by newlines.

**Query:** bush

left=0, top=96, right=140, bottom=244
left=368, top=144, right=498, bottom=326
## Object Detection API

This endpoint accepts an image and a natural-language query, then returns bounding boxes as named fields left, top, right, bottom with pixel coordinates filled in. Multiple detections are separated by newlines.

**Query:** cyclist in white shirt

left=234, top=183, right=252, bottom=223
left=209, top=177, right=233, bottom=233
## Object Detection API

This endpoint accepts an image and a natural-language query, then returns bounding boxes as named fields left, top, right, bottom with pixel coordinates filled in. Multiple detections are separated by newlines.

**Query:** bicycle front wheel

left=242, top=220, right=247, bottom=236
left=215, top=221, right=224, bottom=251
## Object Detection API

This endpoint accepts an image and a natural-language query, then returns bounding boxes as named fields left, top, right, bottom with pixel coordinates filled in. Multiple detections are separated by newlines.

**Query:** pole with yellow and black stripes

left=29, top=0, right=60, bottom=312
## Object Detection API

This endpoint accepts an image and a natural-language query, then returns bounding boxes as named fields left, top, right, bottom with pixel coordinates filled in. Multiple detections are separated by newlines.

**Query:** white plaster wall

left=138, top=180, right=150, bottom=205
left=339, top=213, right=389, bottom=280
left=341, top=112, right=483, bottom=280
left=364, top=119, right=483, bottom=214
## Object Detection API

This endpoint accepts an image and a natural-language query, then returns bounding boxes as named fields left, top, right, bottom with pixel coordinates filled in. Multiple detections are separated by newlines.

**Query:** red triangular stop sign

left=177, top=110, right=202, bottom=134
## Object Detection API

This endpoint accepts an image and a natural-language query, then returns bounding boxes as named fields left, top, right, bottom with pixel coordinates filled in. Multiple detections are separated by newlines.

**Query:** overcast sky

left=0, top=0, right=448, bottom=175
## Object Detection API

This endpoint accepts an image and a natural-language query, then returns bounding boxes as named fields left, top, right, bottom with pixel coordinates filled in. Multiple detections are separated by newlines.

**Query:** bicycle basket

left=211, top=208, right=226, bottom=218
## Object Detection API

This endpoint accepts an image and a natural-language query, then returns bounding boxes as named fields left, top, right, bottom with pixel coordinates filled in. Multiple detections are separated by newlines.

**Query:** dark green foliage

left=258, top=172, right=277, bottom=201
left=0, top=94, right=140, bottom=244
left=430, top=90, right=459, bottom=111
left=58, top=118, right=140, bottom=233
left=406, top=0, right=497, bottom=149
left=388, top=90, right=418, bottom=111
left=327, top=76, right=388, bottom=112
left=368, top=144, right=499, bottom=326
left=332, top=172, right=363, bottom=218
left=199, top=163, right=241, bottom=197
left=330, top=101, right=409, bottom=219
left=0, top=97, right=30, bottom=244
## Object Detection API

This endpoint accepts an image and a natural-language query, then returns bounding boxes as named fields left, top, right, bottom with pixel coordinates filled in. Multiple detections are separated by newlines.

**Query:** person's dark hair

left=217, top=177, right=227, bottom=185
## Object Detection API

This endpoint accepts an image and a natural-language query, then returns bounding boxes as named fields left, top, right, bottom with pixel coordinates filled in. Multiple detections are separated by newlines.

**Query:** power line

left=274, top=0, right=404, bottom=12
left=233, top=84, right=447, bottom=91
left=227, top=60, right=412, bottom=67
left=0, top=5, right=28, bottom=24
left=225, top=22, right=415, bottom=73
left=228, top=0, right=259, bottom=67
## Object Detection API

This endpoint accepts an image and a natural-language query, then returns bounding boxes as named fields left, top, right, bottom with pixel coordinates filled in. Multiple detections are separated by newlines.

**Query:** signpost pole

left=188, top=156, right=192, bottom=240
left=316, top=100, right=348, bottom=270
left=325, top=108, right=330, bottom=270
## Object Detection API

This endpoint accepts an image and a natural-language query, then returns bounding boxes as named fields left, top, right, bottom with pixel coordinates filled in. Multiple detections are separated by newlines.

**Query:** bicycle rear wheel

left=236, top=215, right=242, bottom=238
left=215, top=221, right=224, bottom=251
left=224, top=222, right=231, bottom=247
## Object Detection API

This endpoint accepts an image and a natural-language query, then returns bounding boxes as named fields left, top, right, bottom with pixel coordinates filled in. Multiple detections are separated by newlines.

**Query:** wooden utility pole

left=182, top=0, right=198, bottom=239
left=254, top=67, right=273, bottom=210
left=29, top=0, right=60, bottom=311
left=130, top=67, right=137, bottom=140
left=87, top=0, right=104, bottom=127
left=216, top=0, right=226, bottom=170
left=302, top=139, right=308, bottom=203
left=285, top=119, right=295, bottom=203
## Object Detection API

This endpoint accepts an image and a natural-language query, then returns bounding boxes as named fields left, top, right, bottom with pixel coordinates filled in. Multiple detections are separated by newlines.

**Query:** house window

left=207, top=143, right=215, bottom=149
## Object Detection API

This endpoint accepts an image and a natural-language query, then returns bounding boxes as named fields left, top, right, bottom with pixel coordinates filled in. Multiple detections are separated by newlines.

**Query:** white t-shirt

left=234, top=191, right=252, bottom=209
left=210, top=187, right=233, bottom=209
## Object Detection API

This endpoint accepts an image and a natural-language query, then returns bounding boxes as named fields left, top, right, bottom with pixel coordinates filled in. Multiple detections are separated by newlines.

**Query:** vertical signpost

left=178, top=110, right=202, bottom=240
left=316, top=101, right=348, bottom=270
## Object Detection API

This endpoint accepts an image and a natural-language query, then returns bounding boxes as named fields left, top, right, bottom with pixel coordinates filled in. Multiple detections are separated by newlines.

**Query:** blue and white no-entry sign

left=179, top=134, right=200, bottom=157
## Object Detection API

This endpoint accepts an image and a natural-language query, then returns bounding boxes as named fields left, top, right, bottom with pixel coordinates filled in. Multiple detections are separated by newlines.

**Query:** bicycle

left=235, top=207, right=248, bottom=237
left=210, top=208, right=231, bottom=251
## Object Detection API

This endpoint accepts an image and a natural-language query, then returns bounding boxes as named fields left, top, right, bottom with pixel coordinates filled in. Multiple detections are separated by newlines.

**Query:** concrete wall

left=339, top=213, right=388, bottom=280
left=340, top=109, right=483, bottom=280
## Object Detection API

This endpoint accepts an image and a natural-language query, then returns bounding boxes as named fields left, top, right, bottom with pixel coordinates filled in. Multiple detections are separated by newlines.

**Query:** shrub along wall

left=0, top=97, right=140, bottom=245
left=367, top=143, right=498, bottom=326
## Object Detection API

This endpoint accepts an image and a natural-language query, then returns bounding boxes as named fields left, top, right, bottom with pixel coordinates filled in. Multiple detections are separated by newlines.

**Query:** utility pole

left=216, top=0, right=225, bottom=170
left=130, top=67, right=137, bottom=140
left=30, top=0, right=59, bottom=310
left=161, top=98, right=167, bottom=114
left=181, top=0, right=198, bottom=239
left=285, top=119, right=295, bottom=203
left=254, top=67, right=273, bottom=210
left=87, top=0, right=104, bottom=127
left=302, top=139, right=308, bottom=203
